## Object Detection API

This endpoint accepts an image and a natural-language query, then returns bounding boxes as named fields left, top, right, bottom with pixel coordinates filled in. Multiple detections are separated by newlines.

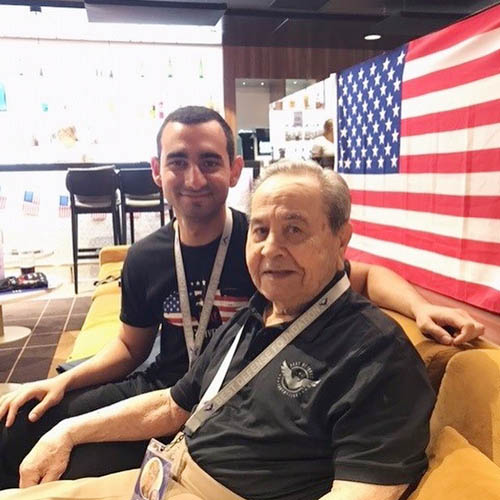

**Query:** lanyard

left=174, top=208, right=233, bottom=367
left=184, top=273, right=351, bottom=434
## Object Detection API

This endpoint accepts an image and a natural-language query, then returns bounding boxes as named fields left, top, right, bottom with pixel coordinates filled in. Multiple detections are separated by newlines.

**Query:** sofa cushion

left=409, top=426, right=500, bottom=500
left=429, top=349, right=500, bottom=467
left=382, top=309, right=497, bottom=391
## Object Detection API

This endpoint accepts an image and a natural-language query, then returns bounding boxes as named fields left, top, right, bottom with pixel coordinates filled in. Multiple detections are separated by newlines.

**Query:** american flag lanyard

left=184, top=273, right=351, bottom=434
left=174, top=208, right=233, bottom=367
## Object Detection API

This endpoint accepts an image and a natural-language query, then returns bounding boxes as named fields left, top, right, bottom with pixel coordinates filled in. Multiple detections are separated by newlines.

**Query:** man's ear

left=229, top=155, right=244, bottom=188
left=151, top=156, right=162, bottom=189
left=336, top=222, right=353, bottom=270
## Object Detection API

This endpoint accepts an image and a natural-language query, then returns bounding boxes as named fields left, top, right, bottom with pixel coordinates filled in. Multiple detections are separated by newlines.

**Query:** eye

left=201, top=158, right=221, bottom=170
left=252, top=226, right=268, bottom=241
left=167, top=158, right=188, bottom=170
left=286, top=225, right=302, bottom=235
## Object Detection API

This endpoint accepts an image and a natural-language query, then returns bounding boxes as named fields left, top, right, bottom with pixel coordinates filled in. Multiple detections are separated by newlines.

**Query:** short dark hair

left=156, top=106, right=235, bottom=164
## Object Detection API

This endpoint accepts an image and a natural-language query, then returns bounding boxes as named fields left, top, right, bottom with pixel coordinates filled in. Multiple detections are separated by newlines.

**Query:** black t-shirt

left=171, top=280, right=436, bottom=500
left=120, top=208, right=255, bottom=387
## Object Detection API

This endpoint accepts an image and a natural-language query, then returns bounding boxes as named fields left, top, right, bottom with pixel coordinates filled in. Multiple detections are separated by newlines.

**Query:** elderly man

left=0, top=161, right=435, bottom=500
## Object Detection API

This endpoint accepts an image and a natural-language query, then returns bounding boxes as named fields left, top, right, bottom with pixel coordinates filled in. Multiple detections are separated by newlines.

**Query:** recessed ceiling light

left=260, top=81, right=265, bottom=86
left=242, top=81, right=246, bottom=85
left=364, top=34, right=381, bottom=41
left=293, top=81, right=297, bottom=84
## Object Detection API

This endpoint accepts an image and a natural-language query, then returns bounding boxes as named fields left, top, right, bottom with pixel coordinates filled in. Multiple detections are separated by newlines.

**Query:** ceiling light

left=364, top=34, right=381, bottom=41
left=242, top=81, right=246, bottom=85
left=293, top=81, right=297, bottom=84
left=260, top=81, right=265, bottom=86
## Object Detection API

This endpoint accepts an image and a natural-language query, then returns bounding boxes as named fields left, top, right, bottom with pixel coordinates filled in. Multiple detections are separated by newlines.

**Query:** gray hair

left=250, top=160, right=351, bottom=233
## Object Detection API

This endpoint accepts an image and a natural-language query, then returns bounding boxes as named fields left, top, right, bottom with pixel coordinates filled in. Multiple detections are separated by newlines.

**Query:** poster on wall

left=269, top=77, right=336, bottom=162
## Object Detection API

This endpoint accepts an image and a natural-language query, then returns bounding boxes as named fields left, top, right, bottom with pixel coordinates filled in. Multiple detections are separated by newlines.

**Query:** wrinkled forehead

left=250, top=174, right=323, bottom=221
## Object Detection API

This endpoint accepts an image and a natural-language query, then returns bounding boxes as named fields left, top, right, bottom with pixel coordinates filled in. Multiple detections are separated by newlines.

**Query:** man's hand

left=0, top=377, right=67, bottom=427
left=412, top=303, right=485, bottom=345
left=19, top=422, right=75, bottom=488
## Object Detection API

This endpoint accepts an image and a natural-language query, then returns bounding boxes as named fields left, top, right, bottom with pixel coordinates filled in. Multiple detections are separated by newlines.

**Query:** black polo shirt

left=171, top=276, right=435, bottom=500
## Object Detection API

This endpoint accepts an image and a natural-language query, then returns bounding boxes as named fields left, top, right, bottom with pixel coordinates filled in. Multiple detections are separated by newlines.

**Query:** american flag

left=59, top=195, right=71, bottom=218
left=92, top=212, right=107, bottom=221
left=22, top=190, right=40, bottom=216
left=0, top=186, right=6, bottom=210
left=338, top=4, right=500, bottom=314
left=164, top=284, right=249, bottom=328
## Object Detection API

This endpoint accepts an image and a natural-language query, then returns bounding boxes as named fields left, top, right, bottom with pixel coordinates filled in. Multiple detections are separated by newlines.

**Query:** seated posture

left=0, top=107, right=483, bottom=489
left=1, top=162, right=436, bottom=500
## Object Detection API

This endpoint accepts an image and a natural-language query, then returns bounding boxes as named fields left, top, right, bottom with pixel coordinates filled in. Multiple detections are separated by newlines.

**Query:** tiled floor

left=0, top=263, right=96, bottom=383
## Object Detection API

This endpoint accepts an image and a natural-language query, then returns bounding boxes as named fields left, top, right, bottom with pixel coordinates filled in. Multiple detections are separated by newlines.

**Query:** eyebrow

left=249, top=212, right=309, bottom=225
left=165, top=151, right=188, bottom=160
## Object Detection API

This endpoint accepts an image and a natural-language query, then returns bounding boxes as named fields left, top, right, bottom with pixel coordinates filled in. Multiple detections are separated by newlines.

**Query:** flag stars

left=374, top=73, right=381, bottom=86
left=356, top=114, right=362, bottom=125
left=397, top=50, right=405, bottom=65
left=387, top=67, right=395, bottom=81
left=351, top=148, right=356, bottom=158
left=356, top=136, right=362, bottom=147
left=393, top=78, right=401, bottom=91
left=343, top=85, right=348, bottom=96
left=392, top=130, right=399, bottom=142
left=384, top=143, right=391, bottom=156
left=340, top=127, right=348, bottom=138
left=344, top=158, right=352, bottom=169
left=347, top=137, right=353, bottom=148
left=382, top=58, right=390, bottom=71
left=352, top=81, right=358, bottom=93
left=379, top=132, right=385, bottom=144
left=369, top=63, right=377, bottom=75
left=378, top=157, right=385, bottom=169
left=362, top=100, right=368, bottom=113
left=392, top=103, right=400, bottom=116
left=373, top=121, right=380, bottom=133
left=368, top=87, right=374, bottom=99
left=374, top=97, right=380, bottom=110
left=358, top=67, right=364, bottom=80
left=357, top=91, right=363, bottom=102
left=386, top=93, right=394, bottom=106
left=385, top=118, right=392, bottom=131
left=352, top=103, right=358, bottom=114
left=355, top=158, right=362, bottom=169
left=367, top=111, right=374, bottom=123
left=347, top=116, right=353, bottom=127
left=347, top=94, right=353, bottom=105
left=338, top=75, right=344, bottom=86
left=391, top=155, right=398, bottom=168
left=367, top=135, right=374, bottom=146
left=372, top=145, right=379, bottom=157
left=380, top=83, right=387, bottom=95
left=361, top=146, right=367, bottom=157
left=379, top=108, right=386, bottom=120
left=362, top=77, right=369, bottom=89
left=361, top=123, right=368, bottom=135
left=351, top=125, right=357, bottom=136
left=366, top=157, right=373, bottom=169
left=347, top=72, right=354, bottom=84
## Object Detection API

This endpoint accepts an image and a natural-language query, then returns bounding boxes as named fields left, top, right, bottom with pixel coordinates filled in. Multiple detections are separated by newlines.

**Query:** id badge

left=131, top=438, right=172, bottom=500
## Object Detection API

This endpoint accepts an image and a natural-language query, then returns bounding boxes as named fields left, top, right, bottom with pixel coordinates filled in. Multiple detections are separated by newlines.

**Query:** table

left=0, top=278, right=61, bottom=345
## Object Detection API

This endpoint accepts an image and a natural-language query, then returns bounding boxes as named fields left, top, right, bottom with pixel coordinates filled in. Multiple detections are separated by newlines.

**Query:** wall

left=235, top=86, right=270, bottom=130
left=223, top=45, right=382, bottom=132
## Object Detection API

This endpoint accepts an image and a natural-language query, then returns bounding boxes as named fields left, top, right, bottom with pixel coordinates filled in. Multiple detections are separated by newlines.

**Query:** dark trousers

left=0, top=371, right=170, bottom=489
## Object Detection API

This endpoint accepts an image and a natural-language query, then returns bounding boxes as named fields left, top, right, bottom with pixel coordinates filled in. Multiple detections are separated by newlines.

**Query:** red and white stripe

left=345, top=4, right=500, bottom=313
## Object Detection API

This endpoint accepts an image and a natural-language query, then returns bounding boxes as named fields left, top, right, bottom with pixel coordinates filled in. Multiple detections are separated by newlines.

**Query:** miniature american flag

left=22, top=190, right=40, bottom=216
left=59, top=195, right=71, bottom=217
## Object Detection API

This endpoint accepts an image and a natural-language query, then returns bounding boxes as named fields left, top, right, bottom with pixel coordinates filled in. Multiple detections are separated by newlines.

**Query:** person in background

left=0, top=107, right=483, bottom=489
left=311, top=118, right=335, bottom=168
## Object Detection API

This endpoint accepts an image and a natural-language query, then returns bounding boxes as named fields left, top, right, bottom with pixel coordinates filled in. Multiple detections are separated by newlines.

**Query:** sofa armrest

left=382, top=309, right=497, bottom=391
left=429, top=349, right=500, bottom=467
left=99, top=245, right=130, bottom=266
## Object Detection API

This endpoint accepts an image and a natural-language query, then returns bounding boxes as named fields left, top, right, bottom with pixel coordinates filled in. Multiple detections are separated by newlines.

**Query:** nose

left=261, top=229, right=284, bottom=258
left=184, top=164, right=208, bottom=190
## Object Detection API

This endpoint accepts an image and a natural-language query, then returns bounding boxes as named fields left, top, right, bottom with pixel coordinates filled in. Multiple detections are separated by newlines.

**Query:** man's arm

left=19, top=388, right=189, bottom=488
left=319, top=480, right=408, bottom=500
left=0, top=322, right=157, bottom=426
left=349, top=261, right=484, bottom=345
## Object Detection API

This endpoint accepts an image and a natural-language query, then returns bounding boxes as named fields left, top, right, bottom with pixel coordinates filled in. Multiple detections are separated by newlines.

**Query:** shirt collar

left=247, top=270, right=349, bottom=336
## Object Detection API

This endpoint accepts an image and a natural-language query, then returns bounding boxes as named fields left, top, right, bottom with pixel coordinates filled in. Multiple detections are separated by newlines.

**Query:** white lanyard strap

left=174, top=208, right=233, bottom=366
left=184, top=274, right=350, bottom=434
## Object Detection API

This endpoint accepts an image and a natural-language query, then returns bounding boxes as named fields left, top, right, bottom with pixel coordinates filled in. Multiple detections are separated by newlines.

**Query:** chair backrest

left=118, top=168, right=160, bottom=197
left=244, top=160, right=262, bottom=179
left=66, top=166, right=119, bottom=197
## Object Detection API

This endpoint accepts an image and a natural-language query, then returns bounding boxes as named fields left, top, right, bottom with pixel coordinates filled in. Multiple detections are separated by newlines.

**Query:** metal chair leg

left=70, top=209, right=79, bottom=294
left=130, top=212, right=135, bottom=244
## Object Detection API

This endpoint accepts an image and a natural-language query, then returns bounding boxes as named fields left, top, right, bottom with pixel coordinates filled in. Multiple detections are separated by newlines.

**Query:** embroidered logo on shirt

left=277, top=360, right=320, bottom=398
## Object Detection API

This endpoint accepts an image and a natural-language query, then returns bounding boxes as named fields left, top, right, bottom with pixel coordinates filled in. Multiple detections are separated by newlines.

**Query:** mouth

left=262, top=270, right=296, bottom=279
left=180, top=191, right=211, bottom=199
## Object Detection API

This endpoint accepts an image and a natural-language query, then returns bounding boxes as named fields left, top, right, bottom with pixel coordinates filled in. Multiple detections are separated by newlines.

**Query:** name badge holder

left=174, top=208, right=233, bottom=367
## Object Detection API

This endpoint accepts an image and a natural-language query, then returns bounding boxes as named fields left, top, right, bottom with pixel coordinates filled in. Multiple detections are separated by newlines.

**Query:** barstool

left=66, top=166, right=121, bottom=294
left=118, top=168, right=171, bottom=244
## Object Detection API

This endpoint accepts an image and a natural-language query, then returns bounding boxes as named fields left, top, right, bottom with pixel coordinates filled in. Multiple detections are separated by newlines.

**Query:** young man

left=1, top=162, right=436, bottom=500
left=0, top=106, right=483, bottom=488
